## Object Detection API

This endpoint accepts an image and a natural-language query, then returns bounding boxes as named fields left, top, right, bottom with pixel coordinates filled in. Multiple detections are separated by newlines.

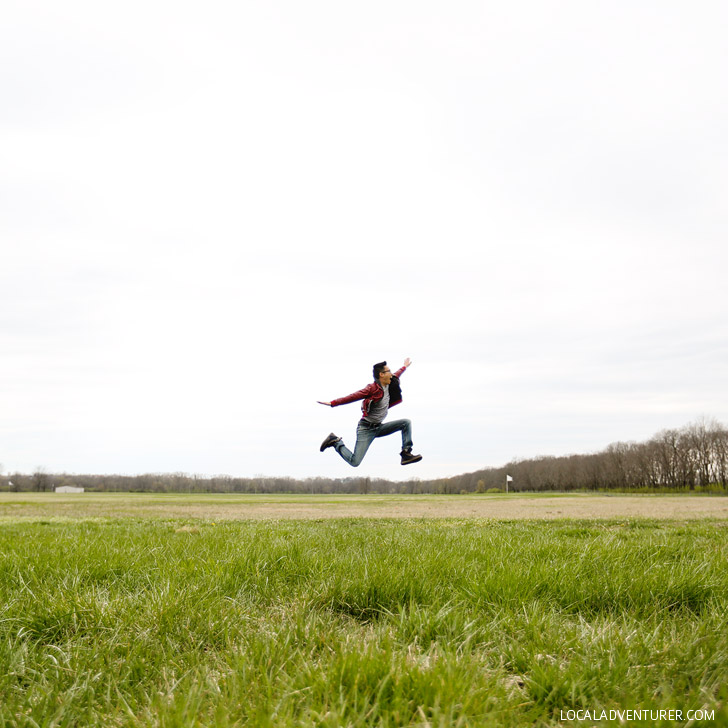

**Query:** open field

left=1, top=497, right=727, bottom=726
left=1, top=491, right=727, bottom=521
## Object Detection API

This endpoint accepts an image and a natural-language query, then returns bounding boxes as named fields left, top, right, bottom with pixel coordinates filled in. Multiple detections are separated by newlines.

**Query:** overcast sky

left=2, top=1, right=727, bottom=482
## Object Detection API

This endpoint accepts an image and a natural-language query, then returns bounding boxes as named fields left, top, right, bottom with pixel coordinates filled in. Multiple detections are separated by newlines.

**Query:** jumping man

left=318, top=358, right=423, bottom=466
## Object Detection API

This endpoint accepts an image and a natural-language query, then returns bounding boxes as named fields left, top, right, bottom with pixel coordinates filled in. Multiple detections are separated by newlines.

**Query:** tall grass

left=1, top=518, right=726, bottom=726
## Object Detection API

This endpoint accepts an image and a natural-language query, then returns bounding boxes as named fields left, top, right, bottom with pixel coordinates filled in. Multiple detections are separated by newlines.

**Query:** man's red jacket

left=330, top=365, right=407, bottom=419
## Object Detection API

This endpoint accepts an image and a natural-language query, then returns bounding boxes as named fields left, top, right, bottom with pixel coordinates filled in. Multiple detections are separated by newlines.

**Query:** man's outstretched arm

left=391, top=358, right=412, bottom=378
left=318, top=381, right=379, bottom=408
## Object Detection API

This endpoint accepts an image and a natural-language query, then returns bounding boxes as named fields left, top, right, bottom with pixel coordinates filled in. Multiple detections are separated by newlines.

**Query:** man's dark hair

left=373, top=361, right=388, bottom=381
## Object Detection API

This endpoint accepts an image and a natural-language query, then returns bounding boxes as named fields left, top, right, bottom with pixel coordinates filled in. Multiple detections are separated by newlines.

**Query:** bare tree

left=712, top=424, right=728, bottom=487
left=32, top=467, right=50, bottom=492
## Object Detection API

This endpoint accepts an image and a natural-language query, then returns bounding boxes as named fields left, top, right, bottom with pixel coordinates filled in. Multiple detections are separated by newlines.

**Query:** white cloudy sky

left=2, top=1, right=727, bottom=482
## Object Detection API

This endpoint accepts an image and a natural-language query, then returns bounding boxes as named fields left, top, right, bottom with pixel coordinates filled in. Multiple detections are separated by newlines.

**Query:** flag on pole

left=506, top=475, right=513, bottom=482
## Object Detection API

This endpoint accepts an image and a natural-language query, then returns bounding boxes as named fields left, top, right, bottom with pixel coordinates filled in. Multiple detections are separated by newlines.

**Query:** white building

left=55, top=485, right=85, bottom=493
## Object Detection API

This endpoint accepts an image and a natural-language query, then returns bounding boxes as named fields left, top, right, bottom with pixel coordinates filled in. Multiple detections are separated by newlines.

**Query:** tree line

left=466, top=417, right=728, bottom=494
left=3, top=418, right=727, bottom=495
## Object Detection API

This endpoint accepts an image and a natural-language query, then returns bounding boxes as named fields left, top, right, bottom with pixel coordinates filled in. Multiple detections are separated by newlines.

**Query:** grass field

left=1, top=495, right=727, bottom=726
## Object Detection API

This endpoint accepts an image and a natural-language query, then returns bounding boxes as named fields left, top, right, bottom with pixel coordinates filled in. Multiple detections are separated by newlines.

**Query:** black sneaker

left=400, top=450, right=423, bottom=465
left=320, top=433, right=341, bottom=452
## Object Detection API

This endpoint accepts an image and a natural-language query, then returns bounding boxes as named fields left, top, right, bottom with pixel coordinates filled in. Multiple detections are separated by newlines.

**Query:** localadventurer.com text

left=560, top=708, right=714, bottom=723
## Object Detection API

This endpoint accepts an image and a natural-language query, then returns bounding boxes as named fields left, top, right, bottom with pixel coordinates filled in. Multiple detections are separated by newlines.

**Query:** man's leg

left=376, top=418, right=422, bottom=464
left=375, top=418, right=413, bottom=452
left=334, top=420, right=379, bottom=467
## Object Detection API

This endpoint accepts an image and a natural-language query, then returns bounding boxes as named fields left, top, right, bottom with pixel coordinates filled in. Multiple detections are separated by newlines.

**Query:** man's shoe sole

left=320, top=433, right=340, bottom=452
left=401, top=454, right=423, bottom=465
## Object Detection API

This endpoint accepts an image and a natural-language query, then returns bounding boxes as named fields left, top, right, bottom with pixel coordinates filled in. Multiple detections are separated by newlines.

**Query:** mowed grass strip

left=0, top=519, right=726, bottom=727
left=2, top=491, right=727, bottom=521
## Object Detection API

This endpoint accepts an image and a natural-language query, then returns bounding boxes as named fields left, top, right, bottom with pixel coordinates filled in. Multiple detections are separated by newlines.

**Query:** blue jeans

left=334, top=418, right=414, bottom=467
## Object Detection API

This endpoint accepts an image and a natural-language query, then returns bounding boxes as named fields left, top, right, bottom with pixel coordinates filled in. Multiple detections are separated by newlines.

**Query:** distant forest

left=3, top=418, right=727, bottom=495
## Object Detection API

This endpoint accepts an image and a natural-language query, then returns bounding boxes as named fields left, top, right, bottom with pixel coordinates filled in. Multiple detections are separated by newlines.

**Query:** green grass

left=1, top=518, right=726, bottom=726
